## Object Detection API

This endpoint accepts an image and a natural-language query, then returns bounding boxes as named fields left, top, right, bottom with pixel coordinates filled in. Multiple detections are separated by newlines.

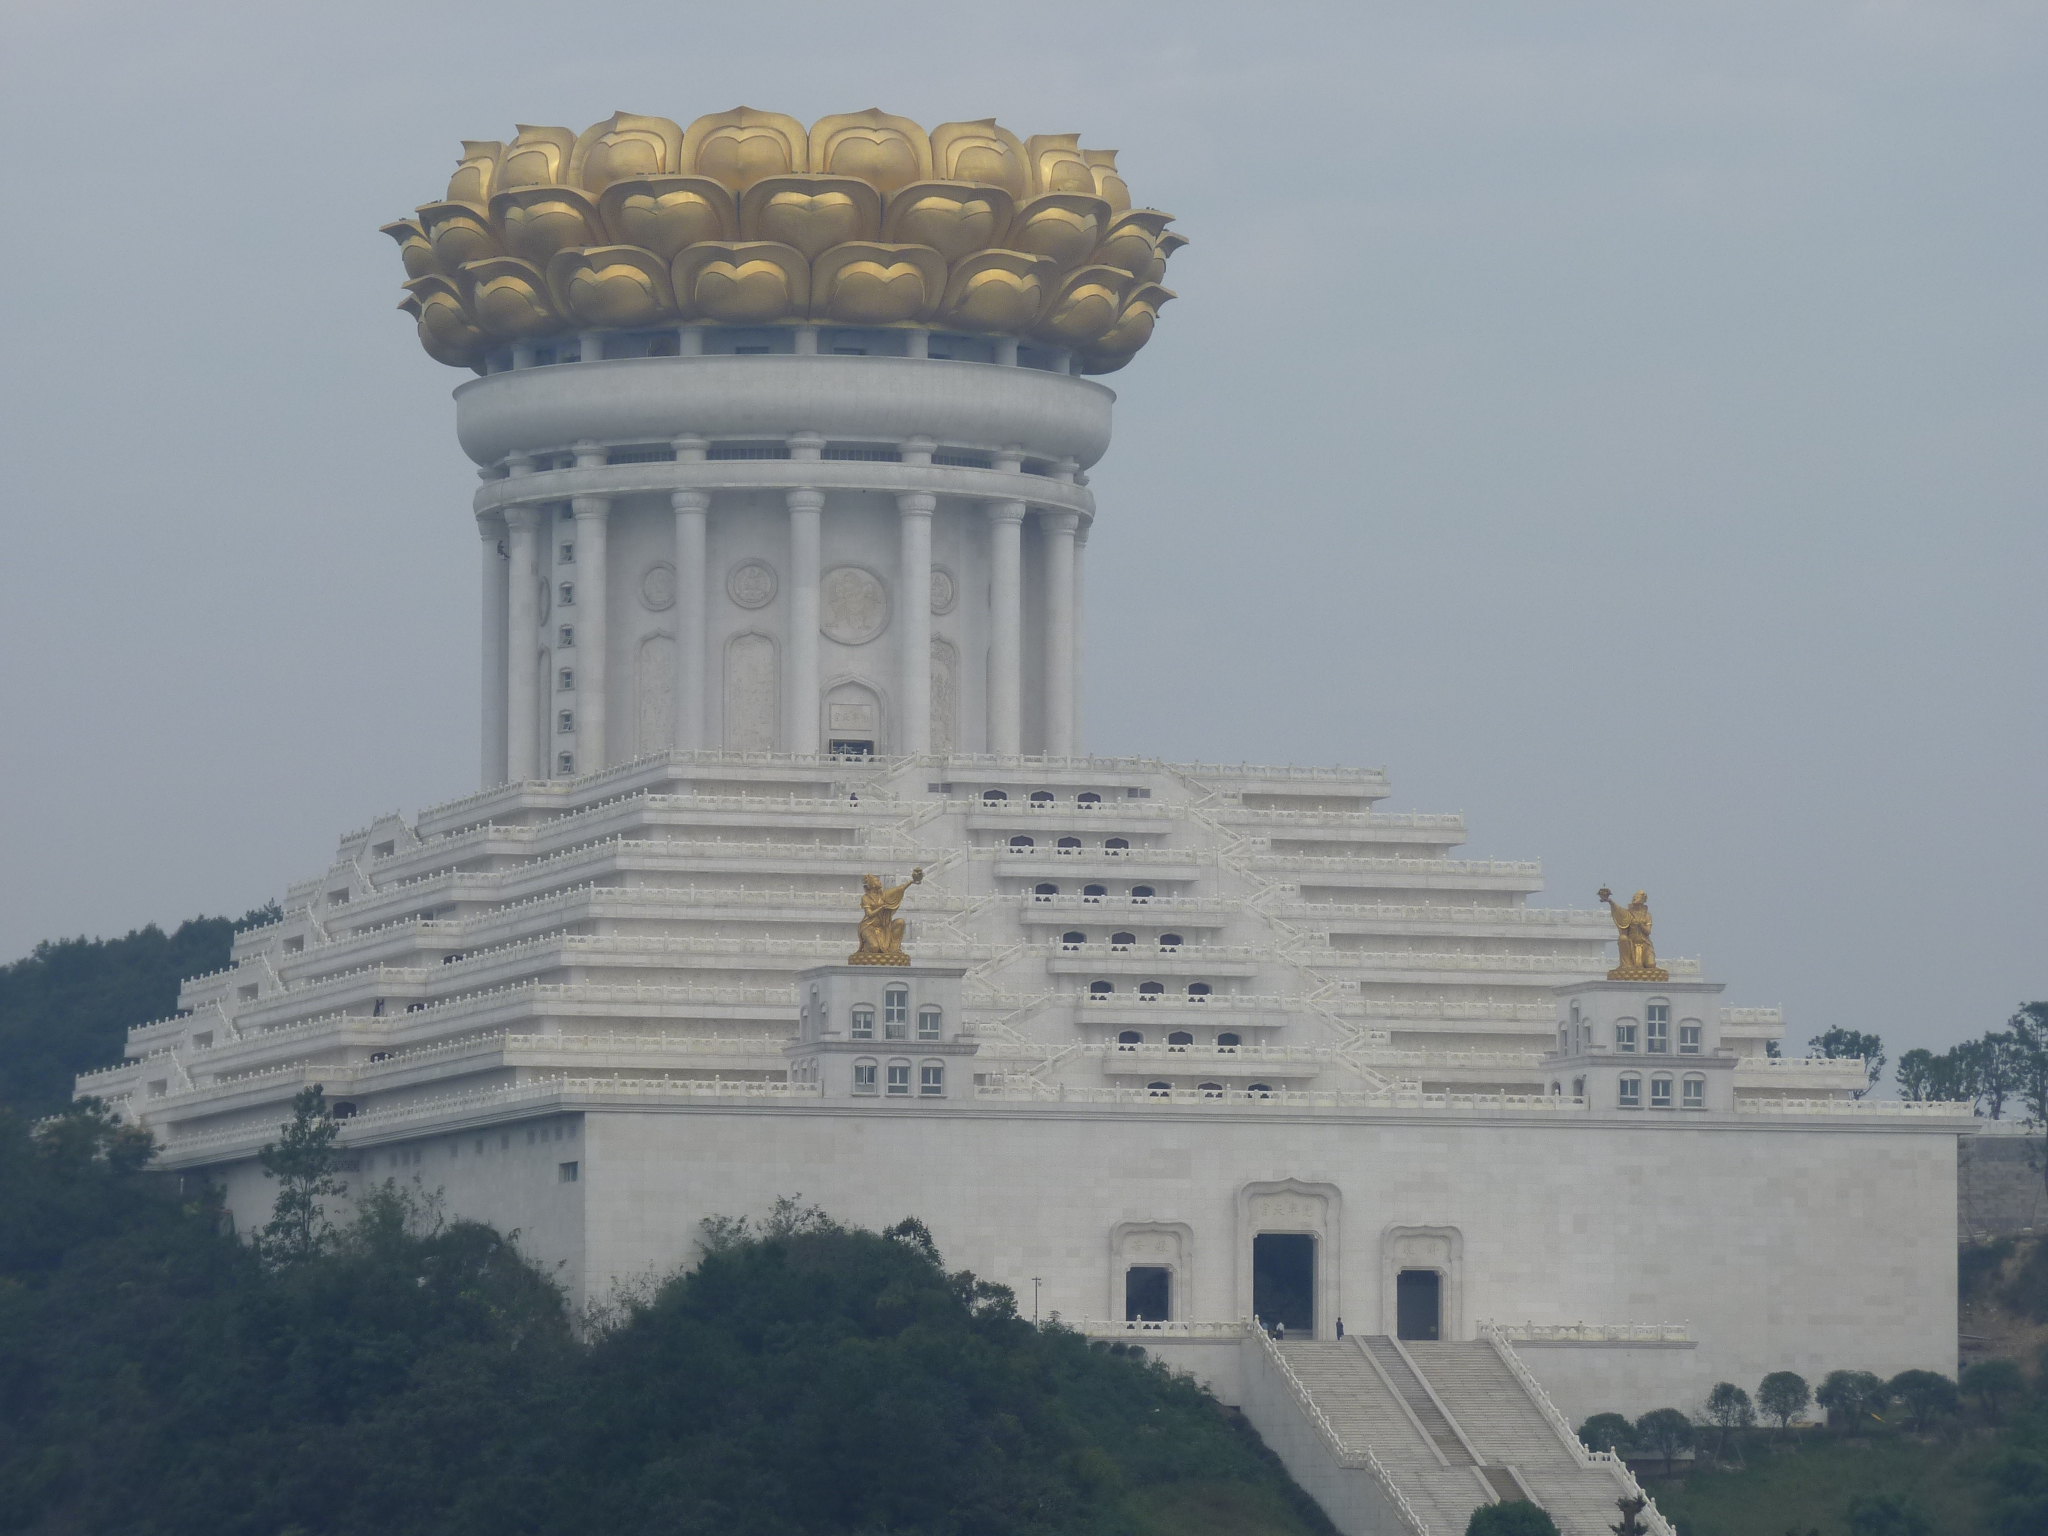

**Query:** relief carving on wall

left=724, top=631, right=778, bottom=750
left=930, top=637, right=959, bottom=753
left=1250, top=1192, right=1327, bottom=1231
left=929, top=567, right=956, bottom=615
left=820, top=566, right=889, bottom=644
left=636, top=633, right=676, bottom=754
left=727, top=560, right=778, bottom=609
left=640, top=561, right=677, bottom=611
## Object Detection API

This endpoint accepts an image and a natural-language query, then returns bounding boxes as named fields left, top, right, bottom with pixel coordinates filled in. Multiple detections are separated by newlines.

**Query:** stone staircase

left=1277, top=1337, right=1646, bottom=1535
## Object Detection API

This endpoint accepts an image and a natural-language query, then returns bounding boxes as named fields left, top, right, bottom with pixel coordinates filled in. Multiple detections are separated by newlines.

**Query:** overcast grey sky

left=2, top=0, right=2041, bottom=1066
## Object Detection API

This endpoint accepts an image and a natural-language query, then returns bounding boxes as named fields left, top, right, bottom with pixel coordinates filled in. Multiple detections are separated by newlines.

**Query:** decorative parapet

left=1076, top=1318, right=1248, bottom=1340
left=1480, top=1321, right=1690, bottom=1344
left=1476, top=1325, right=1677, bottom=1535
left=386, top=109, right=1182, bottom=373
left=1734, top=1097, right=1976, bottom=1118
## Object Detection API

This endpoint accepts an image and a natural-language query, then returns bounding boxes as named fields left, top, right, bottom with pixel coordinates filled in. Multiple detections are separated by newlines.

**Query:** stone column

left=1042, top=511, right=1080, bottom=757
left=503, top=504, right=543, bottom=780
left=1071, top=521, right=1089, bottom=755
left=897, top=491, right=935, bottom=756
left=671, top=488, right=709, bottom=752
left=785, top=488, right=824, bottom=754
left=985, top=499, right=1026, bottom=756
left=478, top=515, right=509, bottom=787
left=571, top=493, right=610, bottom=774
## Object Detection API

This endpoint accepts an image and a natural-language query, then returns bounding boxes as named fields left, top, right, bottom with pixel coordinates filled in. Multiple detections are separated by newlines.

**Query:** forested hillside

left=0, top=904, right=275, bottom=1119
left=0, top=1100, right=1330, bottom=1536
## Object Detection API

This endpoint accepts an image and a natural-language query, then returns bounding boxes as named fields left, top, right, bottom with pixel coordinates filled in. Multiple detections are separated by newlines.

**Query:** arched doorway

left=1396, top=1269, right=1441, bottom=1341
left=1253, top=1233, right=1316, bottom=1334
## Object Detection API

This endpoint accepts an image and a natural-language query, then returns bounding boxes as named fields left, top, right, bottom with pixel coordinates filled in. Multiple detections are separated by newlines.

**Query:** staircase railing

left=1476, top=1325, right=1676, bottom=1536
left=1247, top=1324, right=1433, bottom=1536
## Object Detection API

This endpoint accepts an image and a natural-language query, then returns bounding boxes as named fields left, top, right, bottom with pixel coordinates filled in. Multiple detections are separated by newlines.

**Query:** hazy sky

left=2, top=1, right=2041, bottom=1068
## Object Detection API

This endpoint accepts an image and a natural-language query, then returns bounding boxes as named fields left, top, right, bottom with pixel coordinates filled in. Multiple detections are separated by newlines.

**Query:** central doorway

left=1396, top=1268, right=1441, bottom=1340
left=1252, top=1232, right=1316, bottom=1335
left=1124, top=1265, right=1171, bottom=1322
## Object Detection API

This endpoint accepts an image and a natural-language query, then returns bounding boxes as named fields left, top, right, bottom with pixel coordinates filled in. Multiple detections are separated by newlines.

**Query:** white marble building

left=77, top=108, right=1969, bottom=1532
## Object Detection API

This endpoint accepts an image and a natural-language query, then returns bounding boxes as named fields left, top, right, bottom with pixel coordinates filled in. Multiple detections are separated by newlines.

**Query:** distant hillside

left=0, top=905, right=276, bottom=1119
left=0, top=1110, right=1332, bottom=1536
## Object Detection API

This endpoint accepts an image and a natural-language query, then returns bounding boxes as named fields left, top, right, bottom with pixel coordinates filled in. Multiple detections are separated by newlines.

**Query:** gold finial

left=1598, top=887, right=1668, bottom=981
left=850, top=868, right=924, bottom=966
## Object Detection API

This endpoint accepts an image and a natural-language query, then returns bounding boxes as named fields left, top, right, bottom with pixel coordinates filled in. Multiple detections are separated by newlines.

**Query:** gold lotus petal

left=739, top=176, right=882, bottom=256
left=1082, top=149, right=1130, bottom=214
left=571, top=112, right=685, bottom=190
left=381, top=220, right=437, bottom=279
left=1008, top=194, right=1109, bottom=269
left=938, top=250, right=1053, bottom=333
left=462, top=257, right=559, bottom=338
left=548, top=246, right=677, bottom=329
left=447, top=141, right=503, bottom=205
left=929, top=119, right=1028, bottom=197
left=420, top=203, right=498, bottom=270
left=1025, top=133, right=1093, bottom=196
left=683, top=106, right=808, bottom=190
left=597, top=176, right=736, bottom=258
left=813, top=242, right=945, bottom=324
left=1036, top=264, right=1130, bottom=345
left=497, top=124, right=577, bottom=190
left=672, top=241, right=809, bottom=323
left=492, top=188, right=602, bottom=265
left=883, top=182, right=1013, bottom=262
left=809, top=108, right=931, bottom=195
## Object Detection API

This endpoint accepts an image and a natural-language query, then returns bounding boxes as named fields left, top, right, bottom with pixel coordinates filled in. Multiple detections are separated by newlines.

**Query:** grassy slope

left=1645, top=1435, right=1993, bottom=1536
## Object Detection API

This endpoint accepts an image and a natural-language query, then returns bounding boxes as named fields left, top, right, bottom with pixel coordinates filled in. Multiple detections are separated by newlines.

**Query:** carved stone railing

left=1247, top=1324, right=1432, bottom=1535
left=1477, top=1325, right=1675, bottom=1535
left=1076, top=1318, right=1248, bottom=1340
left=1481, top=1320, right=1690, bottom=1344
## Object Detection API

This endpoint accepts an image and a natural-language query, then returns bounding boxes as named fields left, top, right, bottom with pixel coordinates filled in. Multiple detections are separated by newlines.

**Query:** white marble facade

left=79, top=315, right=1970, bottom=1424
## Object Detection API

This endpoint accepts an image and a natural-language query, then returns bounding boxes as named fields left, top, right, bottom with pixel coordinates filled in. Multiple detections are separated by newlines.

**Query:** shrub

left=1757, top=1370, right=1812, bottom=1433
left=1962, top=1359, right=2026, bottom=1422
left=1578, top=1412, right=1634, bottom=1455
left=1845, top=1491, right=1933, bottom=1535
left=1633, top=1407, right=1694, bottom=1473
left=1703, top=1381, right=1755, bottom=1458
left=1816, top=1369, right=1887, bottom=1432
left=1465, top=1500, right=1559, bottom=1535
left=1885, top=1369, right=1958, bottom=1433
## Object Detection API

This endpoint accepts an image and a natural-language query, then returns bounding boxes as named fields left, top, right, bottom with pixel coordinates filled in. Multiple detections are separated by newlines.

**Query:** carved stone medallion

left=640, top=561, right=677, bottom=611
left=821, top=566, right=889, bottom=645
left=726, top=560, right=777, bottom=609
left=929, top=567, right=956, bottom=615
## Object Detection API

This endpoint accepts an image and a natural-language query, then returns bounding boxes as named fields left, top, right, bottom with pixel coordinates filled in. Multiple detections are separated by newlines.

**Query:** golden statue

left=850, top=868, right=924, bottom=966
left=1598, top=887, right=1668, bottom=981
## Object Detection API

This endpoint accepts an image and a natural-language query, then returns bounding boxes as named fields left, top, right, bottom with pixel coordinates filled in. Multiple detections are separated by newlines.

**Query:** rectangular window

left=559, top=625, right=574, bottom=646
left=884, top=1017, right=908, bottom=1041
left=1618, top=1077, right=1641, bottom=1109
left=917, top=1008, right=942, bottom=1041
left=1650, top=1077, right=1673, bottom=1109
left=853, top=1062, right=878, bottom=1094
left=1682, top=1077, right=1706, bottom=1109
left=1615, top=1024, right=1637, bottom=1052
left=920, top=1064, right=944, bottom=1096
left=1646, top=1019, right=1670, bottom=1053
left=559, top=582, right=574, bottom=605
left=558, top=1161, right=579, bottom=1182
left=558, top=710, right=574, bottom=733
left=1679, top=1024, right=1702, bottom=1054
left=884, top=989, right=909, bottom=1040
left=559, top=668, right=574, bottom=690
left=557, top=751, right=574, bottom=774
left=850, top=1007, right=874, bottom=1040
left=886, top=1064, right=911, bottom=1096
left=559, top=543, right=574, bottom=563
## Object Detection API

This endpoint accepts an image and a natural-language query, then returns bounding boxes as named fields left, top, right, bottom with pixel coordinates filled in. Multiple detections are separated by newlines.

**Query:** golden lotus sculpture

left=384, top=108, right=1182, bottom=374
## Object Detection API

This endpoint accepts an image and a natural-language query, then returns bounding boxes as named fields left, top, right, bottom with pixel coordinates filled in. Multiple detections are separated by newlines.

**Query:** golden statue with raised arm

left=1598, top=887, right=1668, bottom=981
left=850, top=869, right=924, bottom=966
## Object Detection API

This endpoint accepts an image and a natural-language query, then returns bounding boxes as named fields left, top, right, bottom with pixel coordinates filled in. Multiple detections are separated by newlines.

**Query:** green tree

left=1466, top=1501, right=1559, bottom=1535
left=1885, top=1369, right=1958, bottom=1433
left=0, top=906, right=276, bottom=1119
left=1961, top=1358, right=2026, bottom=1422
left=1986, top=1446, right=2048, bottom=1536
left=1845, top=1491, right=1933, bottom=1536
left=2008, top=1004, right=2048, bottom=1192
left=1702, top=1381, right=1754, bottom=1459
left=1757, top=1370, right=1811, bottom=1434
left=1578, top=1412, right=1634, bottom=1455
left=1895, top=1049, right=1937, bottom=1101
left=1610, top=1494, right=1651, bottom=1535
left=1816, top=1368, right=1887, bottom=1432
left=257, top=1084, right=347, bottom=1263
left=1809, top=1028, right=1885, bottom=1098
left=1632, top=1407, right=1693, bottom=1474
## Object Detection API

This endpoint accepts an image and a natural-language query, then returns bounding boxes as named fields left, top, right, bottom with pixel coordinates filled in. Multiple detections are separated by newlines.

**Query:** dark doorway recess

left=1252, top=1232, right=1315, bottom=1334
left=1125, top=1265, right=1171, bottom=1321
left=1396, top=1268, right=1441, bottom=1341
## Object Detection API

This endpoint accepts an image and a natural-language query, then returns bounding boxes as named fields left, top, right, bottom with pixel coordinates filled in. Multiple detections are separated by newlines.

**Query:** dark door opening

left=1396, top=1268, right=1441, bottom=1341
left=1124, top=1265, right=1171, bottom=1322
left=1252, top=1232, right=1315, bottom=1335
left=828, top=739, right=874, bottom=756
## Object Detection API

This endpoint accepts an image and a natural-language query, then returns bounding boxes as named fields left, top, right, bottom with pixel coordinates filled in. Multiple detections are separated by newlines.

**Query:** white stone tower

left=382, top=109, right=1182, bottom=782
